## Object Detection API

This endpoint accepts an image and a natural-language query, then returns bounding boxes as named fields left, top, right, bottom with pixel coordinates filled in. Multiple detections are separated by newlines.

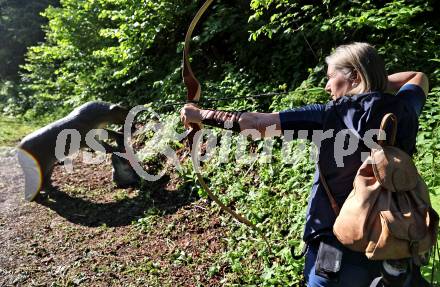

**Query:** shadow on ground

left=35, top=175, right=198, bottom=227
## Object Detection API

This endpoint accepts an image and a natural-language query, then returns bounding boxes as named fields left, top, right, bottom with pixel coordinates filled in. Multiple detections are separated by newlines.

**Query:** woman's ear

left=349, top=70, right=362, bottom=87
left=348, top=70, right=358, bottom=82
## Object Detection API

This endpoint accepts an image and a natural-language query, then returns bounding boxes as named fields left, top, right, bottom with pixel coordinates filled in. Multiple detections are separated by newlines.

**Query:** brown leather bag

left=325, top=113, right=439, bottom=262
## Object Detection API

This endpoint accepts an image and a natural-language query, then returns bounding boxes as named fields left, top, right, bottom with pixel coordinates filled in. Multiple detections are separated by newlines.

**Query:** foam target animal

left=17, top=101, right=139, bottom=201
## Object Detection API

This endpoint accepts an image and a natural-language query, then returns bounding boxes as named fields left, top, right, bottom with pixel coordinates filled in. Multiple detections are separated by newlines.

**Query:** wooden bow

left=182, top=0, right=271, bottom=254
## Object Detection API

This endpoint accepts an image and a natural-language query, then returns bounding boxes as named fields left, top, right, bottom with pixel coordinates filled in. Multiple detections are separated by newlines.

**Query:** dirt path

left=0, top=148, right=26, bottom=217
left=0, top=150, right=228, bottom=286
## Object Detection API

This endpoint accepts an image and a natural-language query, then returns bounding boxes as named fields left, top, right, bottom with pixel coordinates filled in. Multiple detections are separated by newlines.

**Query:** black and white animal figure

left=17, top=101, right=139, bottom=201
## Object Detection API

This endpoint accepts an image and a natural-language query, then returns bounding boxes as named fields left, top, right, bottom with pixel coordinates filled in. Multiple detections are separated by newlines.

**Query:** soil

left=0, top=150, right=228, bottom=286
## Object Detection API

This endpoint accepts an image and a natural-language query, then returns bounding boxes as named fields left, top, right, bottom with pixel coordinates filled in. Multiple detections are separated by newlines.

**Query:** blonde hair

left=325, top=42, right=387, bottom=95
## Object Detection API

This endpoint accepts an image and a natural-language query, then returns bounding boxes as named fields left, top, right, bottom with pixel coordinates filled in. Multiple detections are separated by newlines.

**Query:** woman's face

left=325, top=65, right=356, bottom=100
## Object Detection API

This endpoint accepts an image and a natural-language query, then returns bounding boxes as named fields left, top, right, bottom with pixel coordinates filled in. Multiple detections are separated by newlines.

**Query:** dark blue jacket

left=279, top=84, right=426, bottom=241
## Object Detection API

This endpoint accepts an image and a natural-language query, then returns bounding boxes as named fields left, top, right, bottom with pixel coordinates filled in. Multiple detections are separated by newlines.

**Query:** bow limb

left=182, top=0, right=214, bottom=148
left=183, top=0, right=213, bottom=104
left=182, top=0, right=272, bottom=255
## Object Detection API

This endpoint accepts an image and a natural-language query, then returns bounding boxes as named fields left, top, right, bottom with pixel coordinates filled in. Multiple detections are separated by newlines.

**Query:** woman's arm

left=180, top=105, right=282, bottom=138
left=238, top=111, right=282, bottom=137
left=386, top=72, right=429, bottom=95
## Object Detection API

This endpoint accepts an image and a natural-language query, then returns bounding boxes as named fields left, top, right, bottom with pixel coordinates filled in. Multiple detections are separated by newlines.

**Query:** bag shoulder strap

left=378, top=113, right=397, bottom=147
left=317, top=163, right=340, bottom=216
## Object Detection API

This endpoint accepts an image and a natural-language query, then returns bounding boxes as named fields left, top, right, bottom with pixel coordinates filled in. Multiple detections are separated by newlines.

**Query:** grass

left=0, top=116, right=41, bottom=146
left=432, top=195, right=440, bottom=214
left=421, top=191, right=440, bottom=285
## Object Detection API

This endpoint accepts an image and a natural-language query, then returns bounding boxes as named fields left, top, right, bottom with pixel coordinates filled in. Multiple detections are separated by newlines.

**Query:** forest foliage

left=0, top=0, right=58, bottom=113
left=2, top=0, right=438, bottom=116
left=1, top=0, right=440, bottom=285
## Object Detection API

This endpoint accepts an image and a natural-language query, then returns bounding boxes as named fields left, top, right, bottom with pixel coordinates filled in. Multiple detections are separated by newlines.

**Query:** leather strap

left=291, top=243, right=309, bottom=260
left=378, top=113, right=397, bottom=147
left=201, top=110, right=243, bottom=132
left=410, top=241, right=421, bottom=266
left=317, top=163, right=340, bottom=216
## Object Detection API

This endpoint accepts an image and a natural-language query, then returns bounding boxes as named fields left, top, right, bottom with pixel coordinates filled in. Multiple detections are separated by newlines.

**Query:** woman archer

left=180, top=42, right=429, bottom=287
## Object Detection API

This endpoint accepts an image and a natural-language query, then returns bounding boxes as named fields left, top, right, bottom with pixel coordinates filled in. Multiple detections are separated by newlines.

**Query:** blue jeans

left=304, top=238, right=381, bottom=287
